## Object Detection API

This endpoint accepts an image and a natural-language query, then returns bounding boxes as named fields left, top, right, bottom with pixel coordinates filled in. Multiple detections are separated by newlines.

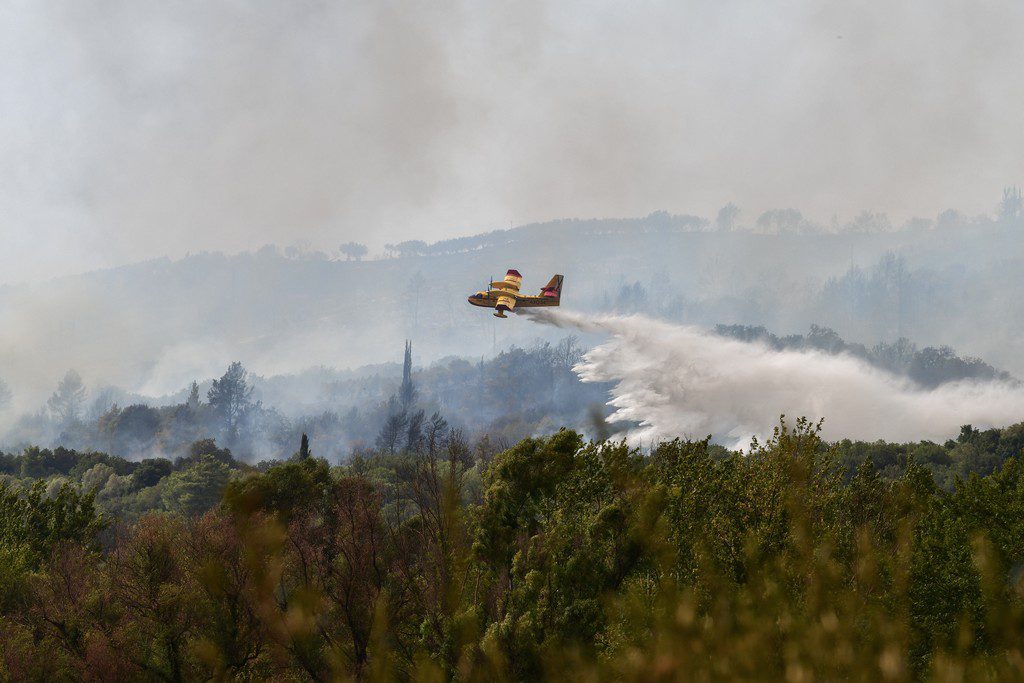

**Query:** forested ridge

left=2, top=338, right=600, bottom=463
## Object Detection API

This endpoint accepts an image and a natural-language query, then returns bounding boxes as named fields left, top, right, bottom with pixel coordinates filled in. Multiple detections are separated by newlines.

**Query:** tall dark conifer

left=399, top=340, right=416, bottom=410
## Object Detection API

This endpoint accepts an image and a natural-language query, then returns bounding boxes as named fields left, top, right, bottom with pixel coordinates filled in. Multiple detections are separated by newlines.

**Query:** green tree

left=105, top=514, right=203, bottom=680
left=183, top=438, right=234, bottom=466
left=715, top=202, right=740, bottom=231
left=207, top=362, right=253, bottom=443
left=0, top=480, right=105, bottom=608
left=47, top=370, right=86, bottom=424
left=161, top=455, right=231, bottom=516
left=186, top=380, right=201, bottom=409
left=132, top=458, right=173, bottom=490
left=376, top=408, right=408, bottom=455
left=104, top=404, right=161, bottom=456
left=223, top=456, right=331, bottom=522
left=998, top=186, right=1022, bottom=222
left=81, top=463, right=114, bottom=492
left=339, top=242, right=368, bottom=261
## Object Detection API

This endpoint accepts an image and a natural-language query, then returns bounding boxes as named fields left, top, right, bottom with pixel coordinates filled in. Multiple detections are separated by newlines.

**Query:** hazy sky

left=2, top=0, right=1023, bottom=283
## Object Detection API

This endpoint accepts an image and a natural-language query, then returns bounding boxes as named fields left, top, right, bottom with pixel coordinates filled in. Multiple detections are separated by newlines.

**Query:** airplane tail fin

left=540, top=274, right=564, bottom=300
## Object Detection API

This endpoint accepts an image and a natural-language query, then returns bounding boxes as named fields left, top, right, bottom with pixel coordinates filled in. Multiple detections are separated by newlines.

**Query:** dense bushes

left=3, top=419, right=1024, bottom=679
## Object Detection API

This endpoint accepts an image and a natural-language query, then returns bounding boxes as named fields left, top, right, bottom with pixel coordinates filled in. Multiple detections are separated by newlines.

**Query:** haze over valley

left=3, top=198, right=1024, bottom=454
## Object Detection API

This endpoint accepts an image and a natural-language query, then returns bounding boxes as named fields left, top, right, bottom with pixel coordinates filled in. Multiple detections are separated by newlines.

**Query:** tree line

left=228, top=188, right=1024, bottom=266
left=2, top=337, right=600, bottom=464
left=714, top=322, right=1012, bottom=389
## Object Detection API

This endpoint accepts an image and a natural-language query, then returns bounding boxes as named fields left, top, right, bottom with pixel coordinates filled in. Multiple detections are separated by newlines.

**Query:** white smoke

left=5, top=0, right=1024, bottom=283
left=525, top=309, right=1024, bottom=446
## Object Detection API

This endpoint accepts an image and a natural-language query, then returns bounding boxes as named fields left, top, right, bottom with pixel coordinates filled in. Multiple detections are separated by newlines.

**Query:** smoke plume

left=526, top=309, right=1024, bottom=446
left=3, top=0, right=1024, bottom=282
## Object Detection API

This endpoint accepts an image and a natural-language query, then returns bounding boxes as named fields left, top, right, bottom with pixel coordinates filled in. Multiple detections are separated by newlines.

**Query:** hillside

left=2, top=212, right=1024, bottom=409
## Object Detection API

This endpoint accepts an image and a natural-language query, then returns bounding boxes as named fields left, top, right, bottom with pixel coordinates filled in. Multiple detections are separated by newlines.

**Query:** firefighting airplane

left=467, top=270, right=564, bottom=318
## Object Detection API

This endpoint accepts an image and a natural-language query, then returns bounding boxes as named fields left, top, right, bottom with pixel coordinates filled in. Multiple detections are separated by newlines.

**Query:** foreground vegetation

left=4, top=418, right=1024, bottom=680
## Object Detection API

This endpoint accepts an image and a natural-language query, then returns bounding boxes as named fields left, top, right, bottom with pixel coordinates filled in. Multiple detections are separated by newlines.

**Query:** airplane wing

left=496, top=292, right=517, bottom=313
left=492, top=269, right=523, bottom=317
left=490, top=269, right=523, bottom=292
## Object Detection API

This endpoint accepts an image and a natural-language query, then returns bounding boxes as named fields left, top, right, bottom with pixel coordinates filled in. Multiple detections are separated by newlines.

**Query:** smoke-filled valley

left=3, top=200, right=1024, bottom=454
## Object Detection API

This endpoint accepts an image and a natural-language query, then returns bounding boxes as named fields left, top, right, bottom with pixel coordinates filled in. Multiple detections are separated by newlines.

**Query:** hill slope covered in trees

left=3, top=205, right=1024, bottom=410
